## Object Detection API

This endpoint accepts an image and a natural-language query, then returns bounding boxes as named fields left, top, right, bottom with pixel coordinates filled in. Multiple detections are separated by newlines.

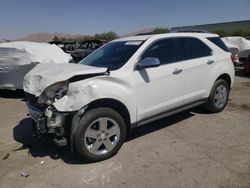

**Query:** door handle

left=207, top=60, right=214, bottom=65
left=173, top=68, right=183, bottom=74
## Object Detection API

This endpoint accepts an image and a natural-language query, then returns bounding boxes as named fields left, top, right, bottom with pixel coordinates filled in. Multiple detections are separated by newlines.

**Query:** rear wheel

left=205, top=79, right=229, bottom=113
left=74, top=107, right=126, bottom=162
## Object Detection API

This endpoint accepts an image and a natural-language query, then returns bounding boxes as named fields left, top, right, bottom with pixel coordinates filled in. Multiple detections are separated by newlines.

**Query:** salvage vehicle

left=242, top=54, right=250, bottom=74
left=0, top=41, right=72, bottom=90
left=222, top=37, right=250, bottom=66
left=24, top=33, right=234, bottom=162
left=71, top=40, right=106, bottom=63
left=49, top=41, right=77, bottom=52
left=238, top=49, right=250, bottom=71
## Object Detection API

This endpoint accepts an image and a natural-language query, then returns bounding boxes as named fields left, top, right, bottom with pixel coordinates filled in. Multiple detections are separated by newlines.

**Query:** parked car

left=71, top=40, right=106, bottom=63
left=0, top=41, right=72, bottom=90
left=222, top=37, right=250, bottom=66
left=23, top=33, right=234, bottom=162
left=49, top=41, right=77, bottom=52
left=242, top=53, right=250, bottom=74
left=238, top=49, right=250, bottom=68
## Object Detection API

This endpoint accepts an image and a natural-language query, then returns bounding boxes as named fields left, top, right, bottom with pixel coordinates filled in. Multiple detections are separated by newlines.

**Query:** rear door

left=174, top=37, right=214, bottom=104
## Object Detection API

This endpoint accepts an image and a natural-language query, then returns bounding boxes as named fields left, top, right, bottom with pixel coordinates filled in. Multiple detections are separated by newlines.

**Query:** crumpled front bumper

left=27, top=102, right=47, bottom=135
left=27, top=102, right=42, bottom=122
left=25, top=93, right=68, bottom=146
left=27, top=102, right=68, bottom=146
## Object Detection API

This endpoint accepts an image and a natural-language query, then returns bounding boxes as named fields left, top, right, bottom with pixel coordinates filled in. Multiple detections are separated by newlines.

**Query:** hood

left=23, top=63, right=107, bottom=96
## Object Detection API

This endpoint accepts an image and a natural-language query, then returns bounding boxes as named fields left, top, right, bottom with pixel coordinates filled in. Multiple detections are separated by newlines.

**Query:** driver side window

left=141, top=38, right=179, bottom=65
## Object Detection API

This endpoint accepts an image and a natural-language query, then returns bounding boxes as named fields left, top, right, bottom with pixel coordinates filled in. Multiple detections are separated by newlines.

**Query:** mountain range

left=17, top=32, right=83, bottom=42
left=16, top=28, right=161, bottom=42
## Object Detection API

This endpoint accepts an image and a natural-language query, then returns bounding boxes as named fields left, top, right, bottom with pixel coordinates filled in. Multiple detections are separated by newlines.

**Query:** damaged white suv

left=24, top=33, right=234, bottom=162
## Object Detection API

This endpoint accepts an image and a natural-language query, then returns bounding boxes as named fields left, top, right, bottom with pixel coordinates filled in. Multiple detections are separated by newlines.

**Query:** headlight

left=38, top=81, right=68, bottom=105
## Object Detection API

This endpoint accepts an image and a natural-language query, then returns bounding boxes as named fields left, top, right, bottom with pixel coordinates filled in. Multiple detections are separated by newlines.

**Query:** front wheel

left=205, top=79, right=229, bottom=113
left=74, top=107, right=126, bottom=162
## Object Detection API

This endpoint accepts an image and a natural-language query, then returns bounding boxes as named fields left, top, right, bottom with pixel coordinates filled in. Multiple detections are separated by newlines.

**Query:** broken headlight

left=38, top=81, right=68, bottom=105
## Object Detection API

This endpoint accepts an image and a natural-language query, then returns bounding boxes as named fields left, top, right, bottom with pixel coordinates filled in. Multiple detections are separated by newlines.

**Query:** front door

left=134, top=38, right=185, bottom=121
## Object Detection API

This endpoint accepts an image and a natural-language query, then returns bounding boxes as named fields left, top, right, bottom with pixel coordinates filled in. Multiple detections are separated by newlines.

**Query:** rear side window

left=207, top=37, right=229, bottom=52
left=174, top=37, right=212, bottom=61
left=141, top=38, right=180, bottom=65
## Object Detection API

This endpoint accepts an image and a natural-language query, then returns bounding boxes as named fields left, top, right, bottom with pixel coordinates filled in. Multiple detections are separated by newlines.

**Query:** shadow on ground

left=13, top=117, right=80, bottom=164
left=0, top=89, right=26, bottom=100
left=13, top=107, right=209, bottom=164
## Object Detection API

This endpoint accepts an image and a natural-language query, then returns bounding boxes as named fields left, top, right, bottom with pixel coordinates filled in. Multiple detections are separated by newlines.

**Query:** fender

left=53, top=76, right=137, bottom=124
left=205, top=59, right=234, bottom=97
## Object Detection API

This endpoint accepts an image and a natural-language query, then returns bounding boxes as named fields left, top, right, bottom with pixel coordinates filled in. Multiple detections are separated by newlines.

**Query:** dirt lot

left=0, top=68, right=250, bottom=188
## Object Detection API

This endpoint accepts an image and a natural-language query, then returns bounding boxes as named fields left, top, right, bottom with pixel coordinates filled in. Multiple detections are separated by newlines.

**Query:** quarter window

left=174, top=37, right=212, bottom=60
left=207, top=37, right=229, bottom=52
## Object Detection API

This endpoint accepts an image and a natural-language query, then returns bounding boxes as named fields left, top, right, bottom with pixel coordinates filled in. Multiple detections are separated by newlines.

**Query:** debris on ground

left=2, top=152, right=10, bottom=160
left=20, top=171, right=29, bottom=178
left=40, top=161, right=45, bottom=164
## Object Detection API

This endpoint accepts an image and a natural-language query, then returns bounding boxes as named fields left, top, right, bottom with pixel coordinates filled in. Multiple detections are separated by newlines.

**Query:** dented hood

left=23, top=63, right=107, bottom=96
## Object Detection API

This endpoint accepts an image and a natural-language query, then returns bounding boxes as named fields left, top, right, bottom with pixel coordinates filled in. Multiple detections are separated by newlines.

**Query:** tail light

left=230, top=55, right=236, bottom=66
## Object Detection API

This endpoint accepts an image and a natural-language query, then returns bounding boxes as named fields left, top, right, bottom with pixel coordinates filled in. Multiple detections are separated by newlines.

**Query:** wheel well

left=216, top=74, right=231, bottom=88
left=86, top=98, right=131, bottom=132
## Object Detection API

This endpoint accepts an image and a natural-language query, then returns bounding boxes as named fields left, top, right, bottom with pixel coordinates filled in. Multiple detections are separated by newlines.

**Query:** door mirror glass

left=137, top=57, right=160, bottom=70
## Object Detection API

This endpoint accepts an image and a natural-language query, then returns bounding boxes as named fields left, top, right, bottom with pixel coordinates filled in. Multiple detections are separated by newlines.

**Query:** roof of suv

left=114, top=33, right=219, bottom=42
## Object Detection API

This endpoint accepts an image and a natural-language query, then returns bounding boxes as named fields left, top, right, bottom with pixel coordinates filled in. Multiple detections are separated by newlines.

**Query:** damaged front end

left=25, top=81, right=70, bottom=146
left=23, top=63, right=108, bottom=147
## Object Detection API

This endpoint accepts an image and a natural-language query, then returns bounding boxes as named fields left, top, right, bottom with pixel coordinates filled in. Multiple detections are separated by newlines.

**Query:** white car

left=24, top=33, right=234, bottom=162
left=222, top=37, right=250, bottom=66
left=0, top=41, right=72, bottom=90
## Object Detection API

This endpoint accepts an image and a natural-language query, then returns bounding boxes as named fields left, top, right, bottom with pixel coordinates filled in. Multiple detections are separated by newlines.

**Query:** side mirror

left=137, top=57, right=160, bottom=70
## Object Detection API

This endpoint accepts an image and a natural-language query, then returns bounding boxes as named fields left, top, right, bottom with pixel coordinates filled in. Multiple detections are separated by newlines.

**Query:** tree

left=213, top=29, right=229, bottom=37
left=51, top=31, right=118, bottom=43
left=151, top=27, right=169, bottom=34
left=231, top=28, right=250, bottom=37
left=53, top=35, right=60, bottom=41
left=95, top=31, right=118, bottom=41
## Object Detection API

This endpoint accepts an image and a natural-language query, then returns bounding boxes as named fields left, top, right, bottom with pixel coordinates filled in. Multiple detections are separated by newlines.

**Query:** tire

left=205, top=79, right=229, bottom=113
left=74, top=107, right=126, bottom=162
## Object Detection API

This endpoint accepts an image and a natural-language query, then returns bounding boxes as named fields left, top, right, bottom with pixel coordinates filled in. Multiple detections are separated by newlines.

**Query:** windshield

left=79, top=41, right=143, bottom=70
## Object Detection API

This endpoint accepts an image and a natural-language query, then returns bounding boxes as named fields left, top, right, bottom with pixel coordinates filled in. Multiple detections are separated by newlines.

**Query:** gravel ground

left=0, top=68, right=250, bottom=188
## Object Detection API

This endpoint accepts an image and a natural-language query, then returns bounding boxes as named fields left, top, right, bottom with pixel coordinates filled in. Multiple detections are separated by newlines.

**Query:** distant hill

left=15, top=20, right=250, bottom=42
left=17, top=32, right=84, bottom=42
left=121, top=28, right=156, bottom=37
left=17, top=27, right=169, bottom=42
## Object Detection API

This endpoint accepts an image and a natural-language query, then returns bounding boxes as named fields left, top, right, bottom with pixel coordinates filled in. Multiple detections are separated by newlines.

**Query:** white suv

left=24, top=33, right=234, bottom=162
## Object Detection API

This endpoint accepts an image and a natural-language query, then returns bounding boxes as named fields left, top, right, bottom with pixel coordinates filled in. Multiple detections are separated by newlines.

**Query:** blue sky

left=0, top=0, right=249, bottom=40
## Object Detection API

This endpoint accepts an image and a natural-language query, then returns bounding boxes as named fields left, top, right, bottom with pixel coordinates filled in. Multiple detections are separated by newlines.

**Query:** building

left=171, top=20, right=250, bottom=33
